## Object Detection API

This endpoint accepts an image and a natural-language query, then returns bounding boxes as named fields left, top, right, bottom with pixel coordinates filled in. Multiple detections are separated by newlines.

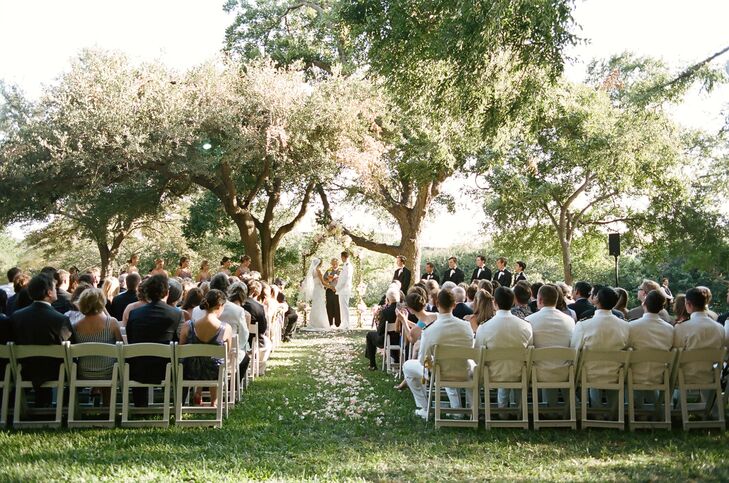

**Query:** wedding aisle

left=1, top=330, right=729, bottom=480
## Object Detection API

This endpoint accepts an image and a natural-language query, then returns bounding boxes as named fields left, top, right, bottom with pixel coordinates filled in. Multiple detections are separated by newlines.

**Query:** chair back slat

left=0, top=343, right=11, bottom=359
left=248, top=322, right=259, bottom=336
left=433, top=345, right=480, bottom=363
left=531, top=347, right=577, bottom=362
left=12, top=344, right=67, bottom=359
left=69, top=342, right=120, bottom=359
left=482, top=347, right=530, bottom=362
left=579, top=349, right=629, bottom=364
left=678, top=348, right=726, bottom=365
left=121, top=343, right=174, bottom=359
left=176, top=344, right=227, bottom=359
left=628, top=348, right=676, bottom=365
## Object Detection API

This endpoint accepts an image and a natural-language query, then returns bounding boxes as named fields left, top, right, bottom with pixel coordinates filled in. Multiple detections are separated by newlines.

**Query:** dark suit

left=52, top=289, right=74, bottom=315
left=568, top=298, right=594, bottom=321
left=512, top=272, right=527, bottom=286
left=393, top=267, right=411, bottom=291
left=243, top=298, right=268, bottom=347
left=470, top=267, right=492, bottom=283
left=365, top=303, right=399, bottom=369
left=126, top=301, right=180, bottom=405
left=442, top=267, right=465, bottom=285
left=493, top=269, right=512, bottom=287
left=110, top=289, right=138, bottom=321
left=11, top=301, right=75, bottom=406
left=453, top=302, right=473, bottom=320
left=421, top=272, right=440, bottom=284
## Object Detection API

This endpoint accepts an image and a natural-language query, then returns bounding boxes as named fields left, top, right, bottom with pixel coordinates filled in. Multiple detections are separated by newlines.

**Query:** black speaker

left=608, top=233, right=621, bottom=257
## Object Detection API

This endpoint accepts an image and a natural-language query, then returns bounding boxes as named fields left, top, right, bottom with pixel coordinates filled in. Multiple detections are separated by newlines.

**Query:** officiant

left=324, top=258, right=341, bottom=328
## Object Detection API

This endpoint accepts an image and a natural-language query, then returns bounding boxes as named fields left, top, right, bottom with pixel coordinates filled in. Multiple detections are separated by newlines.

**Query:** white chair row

left=0, top=341, right=234, bottom=429
left=425, top=345, right=727, bottom=431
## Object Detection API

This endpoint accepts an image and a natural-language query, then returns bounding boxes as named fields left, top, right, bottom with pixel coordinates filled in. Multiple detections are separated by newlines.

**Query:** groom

left=334, top=251, right=354, bottom=330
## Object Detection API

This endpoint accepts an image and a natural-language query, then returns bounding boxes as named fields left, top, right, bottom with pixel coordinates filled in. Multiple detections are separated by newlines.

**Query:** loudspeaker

left=608, top=233, right=621, bottom=257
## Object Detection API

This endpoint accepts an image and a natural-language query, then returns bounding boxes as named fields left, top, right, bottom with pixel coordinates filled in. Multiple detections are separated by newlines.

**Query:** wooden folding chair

left=381, top=322, right=402, bottom=377
left=0, top=343, right=13, bottom=428
left=174, top=343, right=227, bottom=428
left=481, top=347, right=532, bottom=429
left=675, top=347, right=726, bottom=431
left=67, top=342, right=122, bottom=428
left=627, top=348, right=677, bottom=431
left=432, top=345, right=481, bottom=428
left=12, top=343, right=68, bottom=429
left=120, top=342, right=174, bottom=428
left=577, top=349, right=630, bottom=430
left=531, top=347, right=578, bottom=430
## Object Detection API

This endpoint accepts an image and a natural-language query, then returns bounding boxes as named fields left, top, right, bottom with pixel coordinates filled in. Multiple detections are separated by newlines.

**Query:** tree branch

left=272, top=181, right=315, bottom=247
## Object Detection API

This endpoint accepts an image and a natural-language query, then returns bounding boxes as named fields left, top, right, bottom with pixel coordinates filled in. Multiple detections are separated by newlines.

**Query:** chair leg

left=435, top=379, right=441, bottom=428
left=122, top=365, right=130, bottom=425
left=532, top=370, right=540, bottom=428
left=580, top=382, right=587, bottom=425
left=55, top=366, right=65, bottom=427
left=162, top=365, right=171, bottom=426
left=679, top=372, right=689, bottom=431
left=0, top=369, right=9, bottom=427
left=627, top=374, right=635, bottom=432
left=109, top=365, right=118, bottom=425
left=68, top=366, right=77, bottom=425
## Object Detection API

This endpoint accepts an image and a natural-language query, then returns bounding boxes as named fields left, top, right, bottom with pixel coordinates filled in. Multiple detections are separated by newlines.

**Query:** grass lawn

left=1, top=329, right=729, bottom=481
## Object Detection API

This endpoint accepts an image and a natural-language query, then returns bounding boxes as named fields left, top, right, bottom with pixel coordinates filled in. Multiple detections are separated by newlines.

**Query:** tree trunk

left=559, top=235, right=573, bottom=286
left=230, top=211, right=263, bottom=273
left=97, top=242, right=111, bottom=279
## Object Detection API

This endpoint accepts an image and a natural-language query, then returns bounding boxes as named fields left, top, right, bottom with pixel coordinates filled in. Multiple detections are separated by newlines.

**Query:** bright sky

left=1, top=0, right=728, bottom=246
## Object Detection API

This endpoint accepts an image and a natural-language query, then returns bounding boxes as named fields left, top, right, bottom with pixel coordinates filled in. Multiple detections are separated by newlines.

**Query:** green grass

left=1, top=330, right=729, bottom=481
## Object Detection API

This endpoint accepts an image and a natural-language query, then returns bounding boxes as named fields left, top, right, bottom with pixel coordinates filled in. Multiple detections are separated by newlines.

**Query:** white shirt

left=571, top=309, right=629, bottom=383
left=419, top=312, right=474, bottom=379
left=628, top=312, right=674, bottom=384
left=674, top=311, right=725, bottom=383
left=526, top=307, right=575, bottom=382
left=335, top=262, right=353, bottom=295
left=192, top=301, right=249, bottom=363
left=475, top=309, right=533, bottom=382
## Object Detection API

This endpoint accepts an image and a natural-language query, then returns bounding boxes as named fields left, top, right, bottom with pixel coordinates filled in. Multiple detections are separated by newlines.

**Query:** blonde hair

left=78, top=288, right=107, bottom=316
left=102, top=277, right=120, bottom=301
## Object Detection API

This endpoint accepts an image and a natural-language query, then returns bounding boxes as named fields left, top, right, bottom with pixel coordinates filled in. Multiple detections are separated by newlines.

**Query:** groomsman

left=470, top=255, right=492, bottom=283
left=442, top=257, right=465, bottom=285
left=512, top=261, right=527, bottom=286
left=392, top=255, right=412, bottom=291
left=492, top=257, right=512, bottom=287
left=421, top=262, right=440, bottom=284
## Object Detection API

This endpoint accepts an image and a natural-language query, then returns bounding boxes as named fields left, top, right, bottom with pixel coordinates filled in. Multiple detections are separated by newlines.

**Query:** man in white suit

left=335, top=251, right=354, bottom=330
left=402, top=288, right=474, bottom=419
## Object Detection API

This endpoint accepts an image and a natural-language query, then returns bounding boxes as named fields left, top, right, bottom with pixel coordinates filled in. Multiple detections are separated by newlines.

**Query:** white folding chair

left=577, top=349, right=630, bottom=430
left=120, top=342, right=174, bottom=428
left=627, top=348, right=677, bottom=431
left=67, top=342, right=122, bottom=428
left=227, top=334, right=240, bottom=406
left=381, top=322, right=402, bottom=377
left=12, top=343, right=68, bottom=429
left=248, top=322, right=260, bottom=380
left=0, top=343, right=13, bottom=428
left=432, top=345, right=481, bottom=428
left=481, top=347, right=532, bottom=429
left=174, top=342, right=227, bottom=428
left=531, top=347, right=578, bottom=430
left=675, top=347, right=726, bottom=431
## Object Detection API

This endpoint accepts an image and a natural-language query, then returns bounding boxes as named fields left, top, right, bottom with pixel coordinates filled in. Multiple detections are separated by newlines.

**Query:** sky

left=1, top=0, right=728, bottom=246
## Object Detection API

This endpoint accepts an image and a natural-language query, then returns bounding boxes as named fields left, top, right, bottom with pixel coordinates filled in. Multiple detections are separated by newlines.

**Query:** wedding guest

left=403, top=288, right=474, bottom=419
left=512, top=261, right=527, bottom=286
left=110, top=273, right=140, bottom=320
left=6, top=272, right=30, bottom=316
left=392, top=255, right=412, bottom=291
left=11, top=273, right=75, bottom=407
left=580, top=285, right=626, bottom=321
left=627, top=280, right=671, bottom=322
left=471, top=255, right=492, bottom=283
left=226, top=282, right=252, bottom=377
left=52, top=269, right=74, bottom=315
left=421, top=262, right=440, bottom=283
left=68, top=273, right=79, bottom=294
left=365, top=286, right=400, bottom=371
left=672, top=294, right=689, bottom=324
left=181, top=287, right=204, bottom=322
left=72, top=288, right=123, bottom=405
left=465, top=284, right=478, bottom=308
left=1, top=267, right=20, bottom=297
left=511, top=282, right=533, bottom=319
left=614, top=288, right=630, bottom=319
left=556, top=282, right=574, bottom=305
left=568, top=281, right=593, bottom=320
left=179, top=289, right=232, bottom=406
left=528, top=282, right=543, bottom=313
left=696, top=286, right=720, bottom=320
left=65, top=282, right=93, bottom=324
left=452, top=286, right=473, bottom=320
left=126, top=274, right=180, bottom=407
left=101, top=276, right=120, bottom=315
left=477, top=279, right=494, bottom=294
left=442, top=257, right=465, bottom=285
left=244, top=280, right=271, bottom=371
left=553, top=285, right=577, bottom=320
left=492, top=257, right=512, bottom=287
left=196, top=260, right=211, bottom=283
left=175, top=256, right=193, bottom=279
left=465, top=289, right=495, bottom=333
left=150, top=258, right=168, bottom=277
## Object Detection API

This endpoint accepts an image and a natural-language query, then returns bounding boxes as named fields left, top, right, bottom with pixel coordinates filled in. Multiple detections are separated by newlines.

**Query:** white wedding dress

left=302, top=259, right=330, bottom=331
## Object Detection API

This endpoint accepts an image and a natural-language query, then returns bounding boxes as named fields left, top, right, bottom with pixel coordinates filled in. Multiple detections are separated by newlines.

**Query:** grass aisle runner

left=1, top=330, right=729, bottom=480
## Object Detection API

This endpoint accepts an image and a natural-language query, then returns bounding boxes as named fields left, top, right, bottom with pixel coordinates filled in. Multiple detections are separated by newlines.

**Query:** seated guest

left=52, top=269, right=74, bottom=314
left=0, top=290, right=10, bottom=377
left=425, top=287, right=439, bottom=312
left=243, top=280, right=272, bottom=371
left=1, top=267, right=20, bottom=298
left=101, top=276, right=120, bottom=315
left=673, top=294, right=689, bottom=325
left=696, top=286, right=720, bottom=320
left=365, top=286, right=400, bottom=371
left=568, top=281, right=593, bottom=320
left=526, top=284, right=575, bottom=406
left=475, top=286, right=533, bottom=408
left=122, top=283, right=148, bottom=327
left=471, top=255, right=492, bottom=283
left=110, top=273, right=140, bottom=321
left=181, top=287, right=204, bottom=322
left=464, top=289, right=495, bottom=334
left=477, top=279, right=494, bottom=294
left=614, top=288, right=630, bottom=319
left=11, top=273, right=76, bottom=407
left=65, top=282, right=93, bottom=324
left=452, top=286, right=473, bottom=320
left=6, top=272, right=30, bottom=316
left=72, top=288, right=123, bottom=405
left=528, top=282, right=543, bottom=313
left=627, top=280, right=671, bottom=322
left=227, top=282, right=253, bottom=377
left=511, top=282, right=533, bottom=319
left=553, top=286, right=577, bottom=320
left=571, top=287, right=629, bottom=412
left=628, top=289, right=673, bottom=410
left=556, top=282, right=574, bottom=305
left=403, top=288, right=474, bottom=419
left=465, top=284, right=478, bottom=308
left=179, top=289, right=232, bottom=406
left=579, top=285, right=626, bottom=321
left=126, top=274, right=180, bottom=406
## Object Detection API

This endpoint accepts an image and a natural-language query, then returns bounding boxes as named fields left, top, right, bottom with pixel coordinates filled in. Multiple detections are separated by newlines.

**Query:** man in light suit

left=571, top=286, right=629, bottom=413
left=492, top=257, right=512, bottom=287
left=392, top=255, right=411, bottom=291
left=335, top=251, right=354, bottom=330
left=525, top=284, right=574, bottom=407
left=403, top=288, right=474, bottom=419
left=476, top=286, right=533, bottom=408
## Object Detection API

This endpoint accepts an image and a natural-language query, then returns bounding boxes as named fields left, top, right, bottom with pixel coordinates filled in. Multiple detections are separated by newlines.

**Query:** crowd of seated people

left=364, top=255, right=729, bottom=421
left=0, top=256, right=298, bottom=410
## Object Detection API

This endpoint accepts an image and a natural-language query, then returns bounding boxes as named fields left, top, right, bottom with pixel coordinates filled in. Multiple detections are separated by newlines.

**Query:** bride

left=301, top=258, right=330, bottom=331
